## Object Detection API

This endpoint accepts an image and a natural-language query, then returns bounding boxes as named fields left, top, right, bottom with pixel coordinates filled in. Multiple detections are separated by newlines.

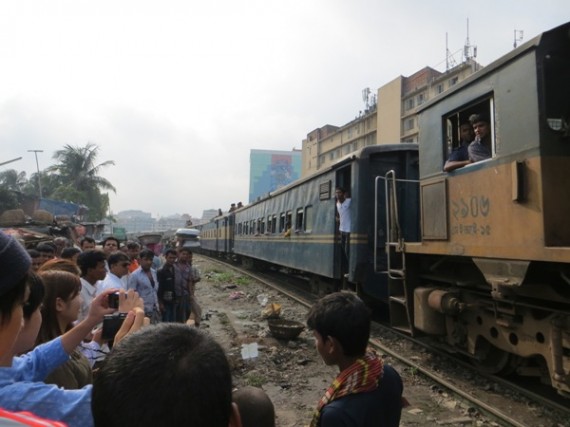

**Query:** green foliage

left=0, top=187, right=19, bottom=212
left=47, top=143, right=115, bottom=221
left=1, top=143, right=115, bottom=221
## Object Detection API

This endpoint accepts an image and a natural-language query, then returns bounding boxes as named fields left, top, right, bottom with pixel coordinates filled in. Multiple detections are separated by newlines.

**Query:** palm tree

left=0, top=169, right=27, bottom=191
left=48, top=143, right=115, bottom=220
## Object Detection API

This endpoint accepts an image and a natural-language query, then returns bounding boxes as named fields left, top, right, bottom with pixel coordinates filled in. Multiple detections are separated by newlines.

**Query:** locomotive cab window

left=443, top=97, right=495, bottom=172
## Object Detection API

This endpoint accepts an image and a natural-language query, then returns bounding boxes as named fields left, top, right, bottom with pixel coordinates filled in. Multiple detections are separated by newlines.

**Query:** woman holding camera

left=36, top=270, right=93, bottom=389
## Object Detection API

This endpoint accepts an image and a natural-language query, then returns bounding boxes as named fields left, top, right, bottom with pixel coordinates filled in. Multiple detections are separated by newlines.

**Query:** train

left=196, top=21, right=570, bottom=396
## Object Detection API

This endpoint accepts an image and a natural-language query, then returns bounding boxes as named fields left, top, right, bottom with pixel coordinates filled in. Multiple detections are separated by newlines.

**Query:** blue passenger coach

left=232, top=144, right=419, bottom=301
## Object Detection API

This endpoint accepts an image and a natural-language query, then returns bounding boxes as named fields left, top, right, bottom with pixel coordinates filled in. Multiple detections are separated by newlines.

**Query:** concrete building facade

left=302, top=59, right=480, bottom=176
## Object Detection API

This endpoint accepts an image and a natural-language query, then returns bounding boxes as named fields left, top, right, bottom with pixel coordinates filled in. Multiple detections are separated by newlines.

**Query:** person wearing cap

left=0, top=231, right=145, bottom=427
left=468, top=113, right=492, bottom=163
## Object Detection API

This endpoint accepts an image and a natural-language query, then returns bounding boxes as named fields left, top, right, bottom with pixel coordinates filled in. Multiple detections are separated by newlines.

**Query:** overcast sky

left=0, top=1, right=567, bottom=219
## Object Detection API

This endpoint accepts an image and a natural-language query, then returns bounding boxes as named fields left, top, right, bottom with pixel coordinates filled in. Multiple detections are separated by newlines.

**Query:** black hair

left=61, top=247, right=81, bottom=260
left=23, top=273, right=45, bottom=319
left=92, top=324, right=233, bottom=427
left=138, top=249, right=155, bottom=260
left=306, top=292, right=371, bottom=357
left=27, top=249, right=40, bottom=259
left=102, top=236, right=120, bottom=247
left=77, top=250, right=107, bottom=276
left=36, top=242, right=56, bottom=254
left=469, top=112, right=489, bottom=125
left=79, top=236, right=96, bottom=247
left=233, top=386, right=275, bottom=427
left=164, top=248, right=177, bottom=257
left=0, top=274, right=28, bottom=326
left=107, top=251, right=130, bottom=267
left=126, top=241, right=140, bottom=250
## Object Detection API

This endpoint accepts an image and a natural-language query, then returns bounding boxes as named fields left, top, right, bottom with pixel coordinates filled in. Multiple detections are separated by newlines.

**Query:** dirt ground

left=192, top=256, right=569, bottom=427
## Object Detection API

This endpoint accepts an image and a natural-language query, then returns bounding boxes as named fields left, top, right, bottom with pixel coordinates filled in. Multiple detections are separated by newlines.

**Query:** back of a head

left=306, top=292, right=371, bottom=357
left=37, top=258, right=80, bottom=275
left=0, top=232, right=31, bottom=326
left=92, top=323, right=233, bottom=427
left=233, top=387, right=275, bottom=427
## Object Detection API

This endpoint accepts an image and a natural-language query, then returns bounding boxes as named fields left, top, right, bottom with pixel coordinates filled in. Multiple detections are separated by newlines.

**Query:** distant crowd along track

left=199, top=254, right=570, bottom=427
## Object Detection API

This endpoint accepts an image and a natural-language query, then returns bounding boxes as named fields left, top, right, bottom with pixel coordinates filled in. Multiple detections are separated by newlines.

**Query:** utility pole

left=28, top=150, right=44, bottom=198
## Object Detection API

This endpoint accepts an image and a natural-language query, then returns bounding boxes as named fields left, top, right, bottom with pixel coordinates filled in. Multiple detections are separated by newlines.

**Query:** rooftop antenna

left=362, top=87, right=371, bottom=111
left=513, top=29, right=524, bottom=48
left=446, top=32, right=456, bottom=71
left=463, top=18, right=477, bottom=61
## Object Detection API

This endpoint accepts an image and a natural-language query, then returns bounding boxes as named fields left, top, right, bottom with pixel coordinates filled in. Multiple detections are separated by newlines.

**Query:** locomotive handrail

left=374, top=171, right=402, bottom=275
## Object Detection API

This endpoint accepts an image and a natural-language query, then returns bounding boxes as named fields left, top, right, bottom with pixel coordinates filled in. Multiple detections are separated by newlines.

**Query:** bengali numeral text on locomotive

left=451, top=223, right=491, bottom=236
left=451, top=196, right=490, bottom=220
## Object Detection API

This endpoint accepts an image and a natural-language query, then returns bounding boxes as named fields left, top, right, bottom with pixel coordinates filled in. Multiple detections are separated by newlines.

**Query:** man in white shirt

left=77, top=249, right=108, bottom=322
left=98, top=252, right=130, bottom=294
left=335, top=187, right=352, bottom=278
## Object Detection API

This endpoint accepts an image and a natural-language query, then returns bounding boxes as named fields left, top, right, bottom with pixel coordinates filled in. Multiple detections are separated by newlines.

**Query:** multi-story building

left=249, top=149, right=302, bottom=203
left=302, top=59, right=480, bottom=176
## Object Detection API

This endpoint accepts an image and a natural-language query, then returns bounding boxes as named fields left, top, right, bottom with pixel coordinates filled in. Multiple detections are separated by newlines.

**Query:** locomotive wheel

left=472, top=339, right=513, bottom=375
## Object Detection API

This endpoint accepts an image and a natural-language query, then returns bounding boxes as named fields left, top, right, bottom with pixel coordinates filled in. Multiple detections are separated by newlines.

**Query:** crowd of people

left=0, top=229, right=406, bottom=426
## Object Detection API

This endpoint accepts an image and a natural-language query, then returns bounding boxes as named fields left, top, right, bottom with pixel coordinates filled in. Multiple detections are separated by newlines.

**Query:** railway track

left=200, top=254, right=570, bottom=427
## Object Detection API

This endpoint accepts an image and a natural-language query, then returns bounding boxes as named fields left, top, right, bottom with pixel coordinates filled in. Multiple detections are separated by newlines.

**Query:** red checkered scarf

left=309, top=352, right=384, bottom=427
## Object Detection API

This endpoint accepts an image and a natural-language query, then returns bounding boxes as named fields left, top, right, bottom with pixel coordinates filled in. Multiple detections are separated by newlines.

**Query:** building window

left=437, top=84, right=443, bottom=94
left=405, top=118, right=415, bottom=131
left=405, top=98, right=415, bottom=110
left=417, top=93, right=425, bottom=105
left=450, top=77, right=458, bottom=86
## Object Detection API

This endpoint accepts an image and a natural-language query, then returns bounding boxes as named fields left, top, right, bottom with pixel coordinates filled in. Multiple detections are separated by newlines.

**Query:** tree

left=0, top=169, right=27, bottom=191
left=48, top=143, right=116, bottom=221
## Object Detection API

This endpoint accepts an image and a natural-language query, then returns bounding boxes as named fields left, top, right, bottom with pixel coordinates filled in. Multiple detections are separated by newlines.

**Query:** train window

left=443, top=96, right=495, bottom=168
left=305, top=206, right=313, bottom=232
left=238, top=223, right=242, bottom=235
left=250, top=220, right=255, bottom=235
left=271, top=215, right=277, bottom=233
left=259, top=218, right=264, bottom=235
left=286, top=211, right=293, bottom=231
left=296, top=208, right=304, bottom=231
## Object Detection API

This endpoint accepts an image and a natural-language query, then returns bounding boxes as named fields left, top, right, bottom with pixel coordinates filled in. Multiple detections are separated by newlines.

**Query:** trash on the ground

left=256, top=293, right=269, bottom=306
left=224, top=284, right=237, bottom=289
left=261, top=302, right=282, bottom=319
left=229, top=291, right=246, bottom=300
left=241, top=342, right=259, bottom=360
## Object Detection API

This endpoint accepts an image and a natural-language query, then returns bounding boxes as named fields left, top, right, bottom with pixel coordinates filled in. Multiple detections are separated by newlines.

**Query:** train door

left=335, top=166, right=352, bottom=281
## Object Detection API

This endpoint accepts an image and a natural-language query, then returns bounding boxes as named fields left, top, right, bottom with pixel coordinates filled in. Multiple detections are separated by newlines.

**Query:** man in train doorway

left=335, top=187, right=351, bottom=285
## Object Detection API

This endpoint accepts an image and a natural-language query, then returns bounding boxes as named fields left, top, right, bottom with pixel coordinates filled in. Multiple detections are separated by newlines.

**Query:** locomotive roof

left=417, top=21, right=569, bottom=114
